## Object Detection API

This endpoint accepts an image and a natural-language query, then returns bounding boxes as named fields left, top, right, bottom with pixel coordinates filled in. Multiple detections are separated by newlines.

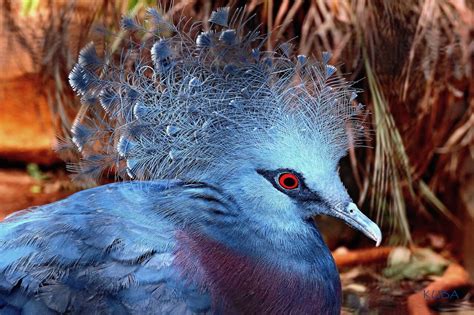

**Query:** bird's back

left=0, top=181, right=211, bottom=314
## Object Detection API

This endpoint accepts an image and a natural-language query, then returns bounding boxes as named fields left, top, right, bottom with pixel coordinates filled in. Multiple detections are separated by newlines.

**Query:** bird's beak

left=331, top=202, right=382, bottom=247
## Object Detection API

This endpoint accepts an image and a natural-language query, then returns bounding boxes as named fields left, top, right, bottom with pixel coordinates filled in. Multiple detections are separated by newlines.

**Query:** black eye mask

left=256, top=168, right=328, bottom=205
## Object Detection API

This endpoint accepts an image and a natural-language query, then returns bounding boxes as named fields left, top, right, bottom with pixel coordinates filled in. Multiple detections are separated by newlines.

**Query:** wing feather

left=0, top=181, right=211, bottom=314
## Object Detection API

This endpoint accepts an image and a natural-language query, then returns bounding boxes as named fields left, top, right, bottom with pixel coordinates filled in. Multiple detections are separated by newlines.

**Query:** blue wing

left=0, top=181, right=211, bottom=314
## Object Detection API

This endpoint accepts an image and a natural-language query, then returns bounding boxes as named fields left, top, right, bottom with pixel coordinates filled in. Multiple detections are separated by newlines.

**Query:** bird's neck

left=174, top=224, right=341, bottom=314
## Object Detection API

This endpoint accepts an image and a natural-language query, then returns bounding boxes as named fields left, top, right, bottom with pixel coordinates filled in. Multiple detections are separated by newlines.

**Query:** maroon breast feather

left=174, top=230, right=339, bottom=314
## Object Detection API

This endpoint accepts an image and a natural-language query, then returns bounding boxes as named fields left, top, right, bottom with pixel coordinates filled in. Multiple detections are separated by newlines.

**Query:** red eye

left=278, top=173, right=299, bottom=190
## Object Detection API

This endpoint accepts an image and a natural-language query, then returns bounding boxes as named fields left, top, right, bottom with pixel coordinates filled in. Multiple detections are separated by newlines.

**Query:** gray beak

left=333, top=202, right=382, bottom=246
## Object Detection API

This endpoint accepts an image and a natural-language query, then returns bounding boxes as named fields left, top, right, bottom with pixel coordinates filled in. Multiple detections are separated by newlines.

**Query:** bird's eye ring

left=278, top=173, right=299, bottom=190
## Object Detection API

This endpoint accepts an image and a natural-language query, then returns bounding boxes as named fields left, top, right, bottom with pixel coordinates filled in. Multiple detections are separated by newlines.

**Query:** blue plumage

left=0, top=181, right=212, bottom=314
left=0, top=5, right=382, bottom=314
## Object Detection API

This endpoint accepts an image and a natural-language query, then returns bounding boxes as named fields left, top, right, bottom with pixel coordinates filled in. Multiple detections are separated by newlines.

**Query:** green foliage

left=383, top=247, right=449, bottom=280
left=127, top=0, right=140, bottom=12
left=27, top=163, right=48, bottom=194
left=27, top=163, right=48, bottom=181
left=20, top=0, right=39, bottom=16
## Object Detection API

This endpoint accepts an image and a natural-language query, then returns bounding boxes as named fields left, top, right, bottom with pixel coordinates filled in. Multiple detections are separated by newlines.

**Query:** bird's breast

left=174, top=230, right=341, bottom=314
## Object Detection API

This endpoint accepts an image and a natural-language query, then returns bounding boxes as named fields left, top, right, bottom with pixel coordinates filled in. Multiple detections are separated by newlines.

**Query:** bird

left=0, top=6, right=381, bottom=315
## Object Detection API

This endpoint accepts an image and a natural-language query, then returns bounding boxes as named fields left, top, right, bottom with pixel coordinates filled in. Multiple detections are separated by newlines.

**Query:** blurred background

left=0, top=0, right=472, bottom=313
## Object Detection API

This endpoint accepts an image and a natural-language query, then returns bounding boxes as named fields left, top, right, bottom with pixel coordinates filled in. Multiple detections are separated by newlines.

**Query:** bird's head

left=201, top=114, right=381, bottom=248
left=68, top=6, right=381, bottom=248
